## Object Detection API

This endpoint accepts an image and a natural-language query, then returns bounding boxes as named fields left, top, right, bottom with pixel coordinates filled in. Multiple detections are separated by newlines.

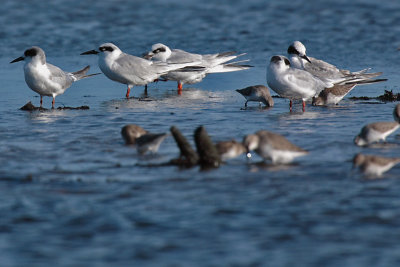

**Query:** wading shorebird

left=236, top=85, right=274, bottom=108
left=243, top=130, right=308, bottom=164
left=354, top=104, right=400, bottom=146
left=353, top=153, right=400, bottom=177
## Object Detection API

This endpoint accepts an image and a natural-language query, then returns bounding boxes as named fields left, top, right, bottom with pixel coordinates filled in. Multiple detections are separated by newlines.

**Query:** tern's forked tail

left=345, top=78, right=388, bottom=86
left=207, top=60, right=253, bottom=73
left=71, top=65, right=101, bottom=81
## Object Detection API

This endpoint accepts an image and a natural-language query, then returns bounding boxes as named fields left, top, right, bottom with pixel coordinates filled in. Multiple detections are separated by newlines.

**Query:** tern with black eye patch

left=287, top=41, right=384, bottom=85
left=267, top=55, right=327, bottom=111
left=11, top=46, right=99, bottom=108
left=143, top=43, right=251, bottom=93
left=82, top=42, right=203, bottom=98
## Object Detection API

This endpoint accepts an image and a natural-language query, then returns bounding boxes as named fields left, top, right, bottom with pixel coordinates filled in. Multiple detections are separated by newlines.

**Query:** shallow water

left=2, top=0, right=400, bottom=266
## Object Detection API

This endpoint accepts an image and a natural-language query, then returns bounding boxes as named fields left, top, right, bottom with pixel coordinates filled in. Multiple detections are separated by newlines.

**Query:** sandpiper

left=354, top=104, right=400, bottom=146
left=216, top=140, right=246, bottom=160
left=353, top=153, right=400, bottom=177
left=312, top=79, right=387, bottom=106
left=136, top=133, right=168, bottom=154
left=236, top=85, right=274, bottom=107
left=121, top=124, right=148, bottom=145
left=243, top=130, right=308, bottom=164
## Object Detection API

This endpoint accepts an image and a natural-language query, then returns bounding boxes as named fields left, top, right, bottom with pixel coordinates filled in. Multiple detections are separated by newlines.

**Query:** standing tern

left=11, top=46, right=98, bottom=109
left=143, top=43, right=252, bottom=93
left=81, top=43, right=202, bottom=98
left=267, top=55, right=327, bottom=111
left=287, top=41, right=384, bottom=85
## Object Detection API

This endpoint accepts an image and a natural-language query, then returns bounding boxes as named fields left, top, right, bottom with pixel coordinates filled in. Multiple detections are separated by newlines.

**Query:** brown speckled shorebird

left=216, top=140, right=246, bottom=161
left=136, top=133, right=168, bottom=154
left=354, top=104, right=400, bottom=146
left=353, top=153, right=400, bottom=177
left=312, top=79, right=387, bottom=106
left=243, top=130, right=308, bottom=164
left=236, top=85, right=274, bottom=107
left=121, top=124, right=148, bottom=145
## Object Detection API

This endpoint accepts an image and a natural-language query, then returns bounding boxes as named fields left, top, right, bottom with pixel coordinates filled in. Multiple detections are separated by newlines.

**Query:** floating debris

left=57, top=106, right=89, bottom=110
left=20, top=101, right=47, bottom=111
left=170, top=126, right=199, bottom=167
left=194, top=126, right=221, bottom=169
left=349, top=90, right=400, bottom=102
left=168, top=126, right=221, bottom=169
left=20, top=101, right=89, bottom=111
left=377, top=90, right=400, bottom=102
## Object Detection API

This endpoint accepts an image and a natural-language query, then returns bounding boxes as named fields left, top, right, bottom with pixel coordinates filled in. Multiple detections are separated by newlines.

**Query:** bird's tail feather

left=71, top=65, right=101, bottom=81
left=207, top=62, right=253, bottom=73
left=345, top=78, right=388, bottom=86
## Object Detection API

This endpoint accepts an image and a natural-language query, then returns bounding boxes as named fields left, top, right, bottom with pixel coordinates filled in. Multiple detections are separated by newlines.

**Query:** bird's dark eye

left=271, top=56, right=281, bottom=63
left=284, top=58, right=291, bottom=66
left=287, top=45, right=299, bottom=55
left=24, top=48, right=37, bottom=57
left=153, top=47, right=166, bottom=54
left=99, top=46, right=114, bottom=52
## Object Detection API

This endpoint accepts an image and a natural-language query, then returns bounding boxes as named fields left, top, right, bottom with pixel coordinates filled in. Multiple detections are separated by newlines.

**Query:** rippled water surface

left=2, top=0, right=400, bottom=266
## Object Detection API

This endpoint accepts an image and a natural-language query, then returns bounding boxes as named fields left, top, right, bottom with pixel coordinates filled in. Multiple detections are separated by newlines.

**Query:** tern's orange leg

left=40, top=96, right=43, bottom=108
left=126, top=86, right=131, bottom=99
left=177, top=82, right=183, bottom=95
left=289, top=100, right=293, bottom=112
left=52, top=97, right=55, bottom=109
left=302, top=100, right=306, bottom=112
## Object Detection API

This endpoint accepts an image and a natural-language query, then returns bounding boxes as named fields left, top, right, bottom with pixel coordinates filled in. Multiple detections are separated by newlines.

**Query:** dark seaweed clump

left=349, top=90, right=400, bottom=102
left=376, top=90, right=400, bottom=102
left=20, top=101, right=89, bottom=111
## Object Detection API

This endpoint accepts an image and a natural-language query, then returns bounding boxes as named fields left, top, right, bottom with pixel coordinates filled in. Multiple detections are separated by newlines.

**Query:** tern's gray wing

left=114, top=53, right=162, bottom=82
left=286, top=68, right=327, bottom=93
left=304, top=57, right=343, bottom=80
left=168, top=49, right=203, bottom=63
left=47, top=63, right=73, bottom=89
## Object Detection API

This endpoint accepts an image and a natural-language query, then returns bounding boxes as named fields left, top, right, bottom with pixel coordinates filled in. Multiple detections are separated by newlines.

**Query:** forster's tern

left=353, top=153, right=400, bottom=177
left=287, top=41, right=384, bottom=85
left=236, top=85, right=274, bottom=107
left=243, top=130, right=308, bottom=164
left=81, top=43, right=201, bottom=98
left=354, top=104, right=400, bottom=146
left=267, top=55, right=327, bottom=111
left=215, top=140, right=246, bottom=161
left=11, top=46, right=98, bottom=109
left=312, top=78, right=387, bottom=106
left=143, top=43, right=251, bottom=92
left=121, top=124, right=148, bottom=145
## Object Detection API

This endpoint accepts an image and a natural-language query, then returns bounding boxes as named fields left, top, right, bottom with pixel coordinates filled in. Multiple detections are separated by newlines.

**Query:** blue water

left=2, top=0, right=400, bottom=266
